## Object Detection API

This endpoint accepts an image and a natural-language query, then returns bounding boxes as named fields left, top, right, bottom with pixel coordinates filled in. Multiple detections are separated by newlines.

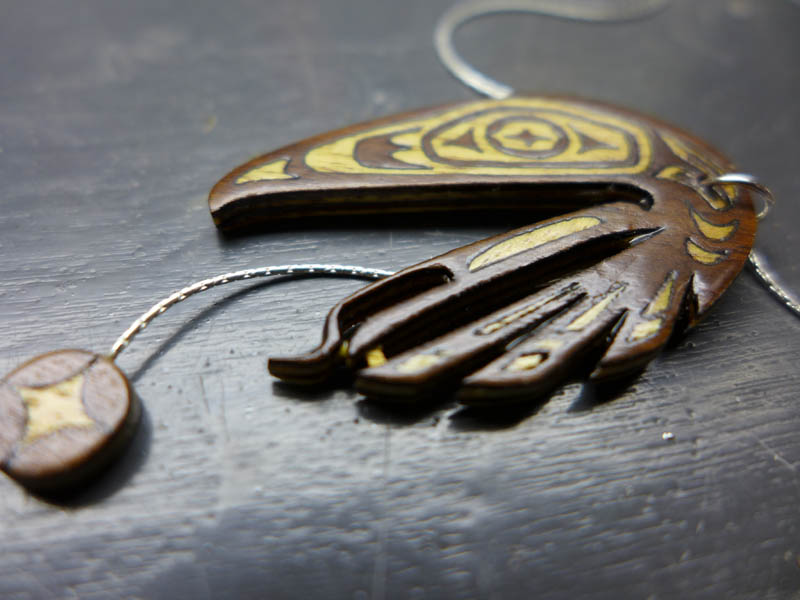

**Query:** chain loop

left=704, top=173, right=775, bottom=221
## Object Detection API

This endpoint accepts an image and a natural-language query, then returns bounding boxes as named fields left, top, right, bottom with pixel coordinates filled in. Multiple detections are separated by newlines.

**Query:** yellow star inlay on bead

left=17, top=374, right=95, bottom=443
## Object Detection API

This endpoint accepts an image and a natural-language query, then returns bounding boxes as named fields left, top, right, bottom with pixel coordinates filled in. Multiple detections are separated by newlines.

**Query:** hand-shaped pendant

left=0, top=95, right=759, bottom=493
left=211, top=96, right=756, bottom=404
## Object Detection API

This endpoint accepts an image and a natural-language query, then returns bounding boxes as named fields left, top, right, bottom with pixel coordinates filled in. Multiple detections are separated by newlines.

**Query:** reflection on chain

left=749, top=251, right=800, bottom=318
left=109, top=264, right=393, bottom=359
left=434, top=0, right=669, bottom=99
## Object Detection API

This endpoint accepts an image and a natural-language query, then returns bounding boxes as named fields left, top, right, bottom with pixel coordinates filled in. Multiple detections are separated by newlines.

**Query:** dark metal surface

left=1, top=1, right=799, bottom=598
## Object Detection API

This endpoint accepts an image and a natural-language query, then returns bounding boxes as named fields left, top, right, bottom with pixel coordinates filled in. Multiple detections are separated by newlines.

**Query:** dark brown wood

left=0, top=350, right=140, bottom=492
left=210, top=96, right=757, bottom=402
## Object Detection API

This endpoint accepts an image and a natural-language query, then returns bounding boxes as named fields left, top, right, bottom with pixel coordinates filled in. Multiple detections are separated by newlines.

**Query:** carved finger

left=354, top=282, right=585, bottom=400
left=270, top=201, right=659, bottom=384
left=588, top=270, right=695, bottom=381
left=458, top=285, right=630, bottom=405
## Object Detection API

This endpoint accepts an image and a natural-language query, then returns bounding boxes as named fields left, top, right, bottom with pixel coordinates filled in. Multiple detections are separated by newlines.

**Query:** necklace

left=0, top=1, right=795, bottom=494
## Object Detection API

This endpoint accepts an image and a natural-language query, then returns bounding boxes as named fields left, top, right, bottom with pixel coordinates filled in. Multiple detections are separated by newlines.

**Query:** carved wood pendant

left=210, top=96, right=757, bottom=403
left=0, top=95, right=758, bottom=493
left=0, top=350, right=139, bottom=492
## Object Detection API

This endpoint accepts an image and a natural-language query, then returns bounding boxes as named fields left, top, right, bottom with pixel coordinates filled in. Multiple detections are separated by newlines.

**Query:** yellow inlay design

left=508, top=353, right=545, bottom=372
left=628, top=272, right=676, bottom=342
left=661, top=133, right=721, bottom=174
left=655, top=165, right=688, bottom=182
left=338, top=340, right=350, bottom=358
left=397, top=353, right=444, bottom=374
left=305, top=98, right=652, bottom=177
left=720, top=183, right=738, bottom=201
left=644, top=271, right=676, bottom=317
left=534, top=339, right=564, bottom=352
left=656, top=164, right=737, bottom=212
left=662, top=134, right=690, bottom=159
left=236, top=158, right=293, bottom=184
left=480, top=295, right=556, bottom=335
left=469, top=216, right=601, bottom=271
left=567, top=285, right=625, bottom=331
left=366, top=348, right=387, bottom=368
left=17, top=374, right=94, bottom=443
left=630, top=320, right=663, bottom=341
left=660, top=133, right=730, bottom=210
left=691, top=210, right=736, bottom=241
left=686, top=239, right=726, bottom=265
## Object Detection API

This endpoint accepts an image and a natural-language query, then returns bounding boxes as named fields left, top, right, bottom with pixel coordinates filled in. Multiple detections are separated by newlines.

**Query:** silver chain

left=434, top=0, right=669, bottom=99
left=749, top=251, right=800, bottom=318
left=109, top=264, right=393, bottom=359
left=434, top=0, right=799, bottom=319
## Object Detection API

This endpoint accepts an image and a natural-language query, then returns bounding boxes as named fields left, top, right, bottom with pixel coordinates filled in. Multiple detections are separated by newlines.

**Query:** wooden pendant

left=0, top=350, right=139, bottom=492
left=210, top=96, right=757, bottom=403
left=0, top=96, right=757, bottom=493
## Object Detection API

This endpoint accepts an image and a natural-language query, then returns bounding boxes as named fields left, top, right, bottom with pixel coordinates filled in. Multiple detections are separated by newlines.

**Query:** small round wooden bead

left=0, top=349, right=140, bottom=492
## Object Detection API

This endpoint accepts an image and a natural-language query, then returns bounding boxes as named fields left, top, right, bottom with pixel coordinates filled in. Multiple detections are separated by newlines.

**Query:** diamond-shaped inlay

left=505, top=129, right=548, bottom=147
left=17, top=374, right=95, bottom=443
left=1, top=349, right=139, bottom=492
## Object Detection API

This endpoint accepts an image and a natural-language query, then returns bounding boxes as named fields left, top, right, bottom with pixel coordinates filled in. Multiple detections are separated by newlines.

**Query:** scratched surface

left=1, top=0, right=800, bottom=598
